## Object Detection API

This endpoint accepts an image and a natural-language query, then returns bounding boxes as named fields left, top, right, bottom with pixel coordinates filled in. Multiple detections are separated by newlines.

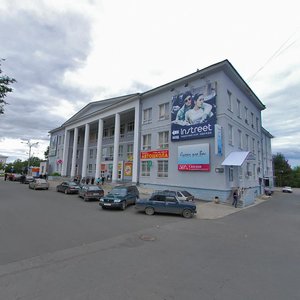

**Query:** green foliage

left=4, top=157, right=41, bottom=174
left=50, top=172, right=61, bottom=176
left=44, top=146, right=49, bottom=159
left=0, top=59, right=16, bottom=114
left=273, top=153, right=300, bottom=187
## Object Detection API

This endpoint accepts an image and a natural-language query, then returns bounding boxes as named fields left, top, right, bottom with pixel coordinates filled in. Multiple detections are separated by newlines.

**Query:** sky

left=0, top=0, right=299, bottom=167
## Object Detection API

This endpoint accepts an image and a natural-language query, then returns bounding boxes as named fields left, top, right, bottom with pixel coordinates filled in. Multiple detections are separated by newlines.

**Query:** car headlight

left=100, top=198, right=104, bottom=202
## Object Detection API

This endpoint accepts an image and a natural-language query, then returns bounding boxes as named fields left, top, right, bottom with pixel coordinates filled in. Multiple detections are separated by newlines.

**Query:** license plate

left=93, top=193, right=98, bottom=196
left=104, top=203, right=111, bottom=206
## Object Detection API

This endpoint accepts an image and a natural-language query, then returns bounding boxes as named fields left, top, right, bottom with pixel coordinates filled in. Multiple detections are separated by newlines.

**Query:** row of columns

left=61, top=110, right=139, bottom=183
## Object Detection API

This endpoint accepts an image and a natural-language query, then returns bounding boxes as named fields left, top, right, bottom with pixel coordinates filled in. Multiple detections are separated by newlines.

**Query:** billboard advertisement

left=140, top=150, right=169, bottom=159
left=178, top=144, right=210, bottom=171
left=171, top=82, right=216, bottom=141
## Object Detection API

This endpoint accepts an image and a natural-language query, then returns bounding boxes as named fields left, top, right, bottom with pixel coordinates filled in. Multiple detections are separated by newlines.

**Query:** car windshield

left=37, top=179, right=47, bottom=183
left=110, top=188, right=127, bottom=196
left=87, top=186, right=101, bottom=191
left=69, top=182, right=78, bottom=186
left=181, top=191, right=192, bottom=197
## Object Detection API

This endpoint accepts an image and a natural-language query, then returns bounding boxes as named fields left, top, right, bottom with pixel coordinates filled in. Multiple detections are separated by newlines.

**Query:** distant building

left=48, top=60, right=274, bottom=207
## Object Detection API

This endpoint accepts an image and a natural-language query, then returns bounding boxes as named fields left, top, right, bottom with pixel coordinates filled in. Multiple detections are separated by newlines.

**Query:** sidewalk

left=195, top=196, right=269, bottom=219
left=48, top=178, right=271, bottom=220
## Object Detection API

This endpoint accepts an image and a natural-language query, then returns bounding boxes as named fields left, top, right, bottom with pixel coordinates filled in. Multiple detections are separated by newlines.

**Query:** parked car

left=282, top=186, right=293, bottom=193
left=56, top=181, right=80, bottom=194
left=28, top=178, right=49, bottom=190
left=135, top=191, right=197, bottom=218
left=99, top=185, right=139, bottom=210
left=8, top=173, right=22, bottom=181
left=79, top=185, right=104, bottom=201
left=163, top=190, right=195, bottom=201
left=264, top=187, right=274, bottom=196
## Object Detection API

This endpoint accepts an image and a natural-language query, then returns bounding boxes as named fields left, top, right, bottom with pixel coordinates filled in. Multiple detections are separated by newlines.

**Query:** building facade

left=48, top=60, right=274, bottom=206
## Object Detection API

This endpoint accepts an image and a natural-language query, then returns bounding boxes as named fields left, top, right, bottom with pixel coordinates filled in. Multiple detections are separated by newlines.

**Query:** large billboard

left=178, top=144, right=210, bottom=171
left=171, top=82, right=216, bottom=141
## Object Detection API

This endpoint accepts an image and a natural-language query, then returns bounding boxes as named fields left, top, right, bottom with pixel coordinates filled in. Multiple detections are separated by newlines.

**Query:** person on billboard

left=185, top=93, right=213, bottom=124
left=175, top=91, right=193, bottom=122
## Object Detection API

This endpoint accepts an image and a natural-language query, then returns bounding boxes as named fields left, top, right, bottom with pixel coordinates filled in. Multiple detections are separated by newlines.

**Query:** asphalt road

left=0, top=179, right=299, bottom=300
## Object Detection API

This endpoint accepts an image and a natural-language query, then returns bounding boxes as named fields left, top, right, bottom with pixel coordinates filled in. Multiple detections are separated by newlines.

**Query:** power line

left=247, top=28, right=300, bottom=82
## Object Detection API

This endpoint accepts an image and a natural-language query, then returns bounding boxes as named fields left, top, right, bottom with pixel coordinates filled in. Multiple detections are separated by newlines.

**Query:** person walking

left=232, top=189, right=238, bottom=208
left=101, top=176, right=105, bottom=185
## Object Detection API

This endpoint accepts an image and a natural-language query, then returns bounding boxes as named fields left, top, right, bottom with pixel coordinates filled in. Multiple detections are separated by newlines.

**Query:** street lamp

left=21, top=140, right=39, bottom=173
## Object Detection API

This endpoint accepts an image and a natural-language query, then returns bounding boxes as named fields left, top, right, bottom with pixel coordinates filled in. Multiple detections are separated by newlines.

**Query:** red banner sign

left=140, top=150, right=169, bottom=159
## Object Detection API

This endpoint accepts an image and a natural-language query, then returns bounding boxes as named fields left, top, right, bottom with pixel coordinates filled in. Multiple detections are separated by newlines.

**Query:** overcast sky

left=0, top=0, right=299, bottom=167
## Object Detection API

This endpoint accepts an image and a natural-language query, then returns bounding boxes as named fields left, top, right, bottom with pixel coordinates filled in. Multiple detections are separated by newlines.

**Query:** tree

left=272, top=153, right=292, bottom=187
left=44, top=146, right=49, bottom=159
left=0, top=59, right=16, bottom=114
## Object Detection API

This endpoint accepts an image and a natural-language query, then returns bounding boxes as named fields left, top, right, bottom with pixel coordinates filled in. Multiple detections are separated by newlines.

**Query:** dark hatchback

left=135, top=191, right=197, bottom=218
left=56, top=181, right=80, bottom=194
left=99, top=185, right=139, bottom=210
left=79, top=185, right=104, bottom=201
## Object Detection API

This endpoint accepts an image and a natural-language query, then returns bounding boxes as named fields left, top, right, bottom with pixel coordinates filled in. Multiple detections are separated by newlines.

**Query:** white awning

left=221, top=151, right=250, bottom=166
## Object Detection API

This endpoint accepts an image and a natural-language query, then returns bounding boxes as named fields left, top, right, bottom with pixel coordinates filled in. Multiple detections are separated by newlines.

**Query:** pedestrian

left=101, top=176, right=105, bottom=185
left=4, top=173, right=8, bottom=181
left=95, top=177, right=100, bottom=185
left=232, top=189, right=238, bottom=208
left=91, top=177, right=95, bottom=185
left=86, top=177, right=90, bottom=185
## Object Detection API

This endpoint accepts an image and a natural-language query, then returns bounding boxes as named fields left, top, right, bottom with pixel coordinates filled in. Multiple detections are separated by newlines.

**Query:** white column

left=95, top=119, right=103, bottom=179
left=132, top=103, right=140, bottom=183
left=70, top=127, right=78, bottom=178
left=81, top=123, right=90, bottom=178
left=112, top=113, right=120, bottom=182
left=61, top=130, right=70, bottom=176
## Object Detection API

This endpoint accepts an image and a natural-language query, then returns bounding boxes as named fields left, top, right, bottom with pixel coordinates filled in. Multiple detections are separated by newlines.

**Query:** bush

left=51, top=172, right=61, bottom=176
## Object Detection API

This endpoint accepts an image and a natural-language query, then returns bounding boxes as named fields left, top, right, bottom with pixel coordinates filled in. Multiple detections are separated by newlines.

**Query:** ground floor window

left=141, top=161, right=150, bottom=176
left=157, top=160, right=168, bottom=177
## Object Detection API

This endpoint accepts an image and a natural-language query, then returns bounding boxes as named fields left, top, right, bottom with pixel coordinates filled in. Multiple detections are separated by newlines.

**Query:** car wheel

left=84, top=197, right=88, bottom=202
left=121, top=201, right=126, bottom=210
left=65, top=189, right=68, bottom=194
left=182, top=209, right=193, bottom=219
left=145, top=207, right=154, bottom=216
left=134, top=196, right=138, bottom=205
left=56, top=187, right=59, bottom=192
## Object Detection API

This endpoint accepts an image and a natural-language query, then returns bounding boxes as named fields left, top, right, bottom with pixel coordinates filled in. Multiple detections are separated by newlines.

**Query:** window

left=227, top=90, right=232, bottom=111
left=229, top=167, right=233, bottom=182
left=252, top=138, right=255, bottom=154
left=142, top=134, right=151, bottom=150
left=76, top=150, right=80, bottom=159
left=238, top=130, right=242, bottom=149
left=103, top=128, right=109, bottom=138
left=244, top=106, right=248, bottom=124
left=58, top=136, right=62, bottom=145
left=157, top=160, right=168, bottom=177
left=88, top=164, right=93, bottom=172
left=228, top=124, right=233, bottom=145
left=118, top=145, right=123, bottom=158
left=251, top=112, right=254, bottom=128
left=159, top=103, right=169, bottom=120
left=253, top=164, right=256, bottom=179
left=141, top=161, right=151, bottom=176
left=120, top=124, right=125, bottom=137
left=158, top=131, right=169, bottom=149
left=109, top=127, right=114, bottom=137
left=127, top=144, right=133, bottom=161
left=237, top=99, right=241, bottom=118
left=108, top=146, right=114, bottom=159
left=127, top=122, right=134, bottom=132
left=256, top=117, right=259, bottom=132
left=143, top=108, right=152, bottom=124
left=89, top=149, right=93, bottom=159
left=245, top=134, right=249, bottom=150
left=257, top=141, right=261, bottom=161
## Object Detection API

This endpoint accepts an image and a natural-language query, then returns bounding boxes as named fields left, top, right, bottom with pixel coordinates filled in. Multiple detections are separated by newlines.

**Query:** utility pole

left=21, top=140, right=39, bottom=173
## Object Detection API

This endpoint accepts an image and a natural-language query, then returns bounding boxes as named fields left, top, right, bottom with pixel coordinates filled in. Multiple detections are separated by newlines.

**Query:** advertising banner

left=215, top=124, right=223, bottom=156
left=140, top=150, right=169, bottom=159
left=171, top=82, right=216, bottom=141
left=124, top=162, right=133, bottom=176
left=178, top=144, right=210, bottom=171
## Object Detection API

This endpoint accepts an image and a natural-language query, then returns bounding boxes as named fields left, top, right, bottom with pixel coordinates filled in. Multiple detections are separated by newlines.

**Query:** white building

left=48, top=60, right=274, bottom=206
